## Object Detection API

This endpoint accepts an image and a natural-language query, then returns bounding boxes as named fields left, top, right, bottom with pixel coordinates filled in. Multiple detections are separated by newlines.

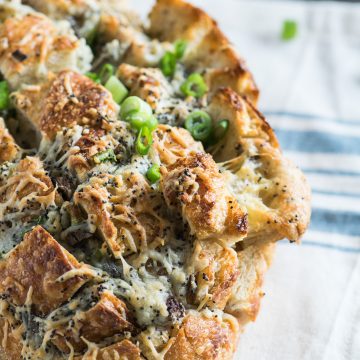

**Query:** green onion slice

left=160, top=51, right=177, bottom=77
left=146, top=164, right=161, bottom=184
left=281, top=20, right=297, bottom=41
left=185, top=110, right=212, bottom=141
left=0, top=81, right=10, bottom=111
left=85, top=72, right=100, bottom=84
left=93, top=149, right=117, bottom=164
left=213, top=119, right=229, bottom=141
left=174, top=40, right=187, bottom=59
left=128, top=113, right=158, bottom=131
left=105, top=76, right=128, bottom=104
left=99, top=63, right=115, bottom=84
left=120, top=96, right=152, bottom=120
left=136, top=126, right=153, bottom=155
left=180, top=73, right=208, bottom=98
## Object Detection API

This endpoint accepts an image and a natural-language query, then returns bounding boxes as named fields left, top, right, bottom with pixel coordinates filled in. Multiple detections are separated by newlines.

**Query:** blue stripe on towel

left=312, top=190, right=360, bottom=198
left=302, top=241, right=360, bottom=253
left=303, top=169, right=360, bottom=176
left=274, top=129, right=360, bottom=154
left=264, top=111, right=360, bottom=126
left=310, top=209, right=360, bottom=236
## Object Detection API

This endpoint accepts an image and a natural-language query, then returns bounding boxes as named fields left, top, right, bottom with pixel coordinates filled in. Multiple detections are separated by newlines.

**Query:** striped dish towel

left=138, top=0, right=360, bottom=358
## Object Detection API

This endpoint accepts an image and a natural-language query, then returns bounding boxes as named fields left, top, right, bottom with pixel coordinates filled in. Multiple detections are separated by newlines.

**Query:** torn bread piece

left=73, top=170, right=174, bottom=258
left=161, top=152, right=247, bottom=244
left=23, top=0, right=101, bottom=39
left=207, top=88, right=311, bottom=244
left=0, top=10, right=92, bottom=89
left=148, top=0, right=258, bottom=102
left=0, top=226, right=92, bottom=315
left=153, top=124, right=204, bottom=166
left=0, top=156, right=61, bottom=222
left=162, top=310, right=239, bottom=360
left=74, top=339, right=141, bottom=360
left=12, top=70, right=118, bottom=139
left=0, top=118, right=20, bottom=164
left=187, top=241, right=239, bottom=311
left=226, top=243, right=275, bottom=325
left=0, top=316, right=23, bottom=360
left=52, top=289, right=134, bottom=353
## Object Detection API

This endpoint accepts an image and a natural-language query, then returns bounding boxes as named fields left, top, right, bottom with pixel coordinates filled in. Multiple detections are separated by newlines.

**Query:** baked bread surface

left=0, top=0, right=311, bottom=359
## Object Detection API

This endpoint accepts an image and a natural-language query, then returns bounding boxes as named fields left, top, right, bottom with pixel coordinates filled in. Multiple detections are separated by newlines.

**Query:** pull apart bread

left=0, top=0, right=311, bottom=359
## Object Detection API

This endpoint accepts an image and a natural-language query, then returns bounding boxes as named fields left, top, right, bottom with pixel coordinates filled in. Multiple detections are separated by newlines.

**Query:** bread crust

left=0, top=226, right=92, bottom=315
left=148, top=0, right=259, bottom=102
left=13, top=70, right=117, bottom=139
left=0, top=0, right=310, bottom=358
left=164, top=311, right=238, bottom=360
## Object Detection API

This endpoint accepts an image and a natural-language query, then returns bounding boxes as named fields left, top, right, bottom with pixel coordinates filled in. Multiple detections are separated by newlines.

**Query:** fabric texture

left=137, top=1, right=360, bottom=359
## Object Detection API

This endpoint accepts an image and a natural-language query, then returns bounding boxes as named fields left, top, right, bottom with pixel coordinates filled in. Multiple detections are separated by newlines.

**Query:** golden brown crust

left=53, top=290, right=134, bottom=353
left=153, top=125, right=203, bottom=166
left=207, top=87, right=278, bottom=161
left=13, top=70, right=117, bottom=139
left=162, top=153, right=247, bottom=244
left=0, top=226, right=91, bottom=315
left=148, top=0, right=258, bottom=102
left=74, top=172, right=172, bottom=257
left=208, top=88, right=311, bottom=244
left=190, top=242, right=239, bottom=310
left=0, top=157, right=61, bottom=221
left=0, top=119, right=19, bottom=164
left=23, top=0, right=92, bottom=18
left=117, top=63, right=172, bottom=110
left=164, top=312, right=238, bottom=360
left=0, top=317, right=22, bottom=360
left=74, top=339, right=142, bottom=360
left=0, top=13, right=85, bottom=89
left=148, top=0, right=215, bottom=43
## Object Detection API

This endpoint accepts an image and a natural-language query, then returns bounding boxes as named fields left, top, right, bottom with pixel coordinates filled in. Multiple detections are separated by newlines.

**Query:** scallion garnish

left=104, top=75, right=128, bottom=104
left=136, top=126, right=153, bottom=155
left=180, top=73, right=208, bottom=98
left=0, top=81, right=10, bottom=111
left=99, top=63, right=115, bottom=84
left=85, top=72, right=100, bottom=83
left=174, top=40, right=187, bottom=59
left=185, top=110, right=212, bottom=141
left=146, top=164, right=161, bottom=184
left=129, top=113, right=158, bottom=131
left=281, top=20, right=297, bottom=41
left=120, top=96, right=152, bottom=120
left=160, top=51, right=177, bottom=77
left=159, top=39, right=187, bottom=77
left=93, top=149, right=117, bottom=164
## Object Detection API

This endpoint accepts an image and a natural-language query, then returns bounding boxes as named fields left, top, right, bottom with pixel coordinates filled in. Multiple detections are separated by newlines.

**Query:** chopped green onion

left=0, top=81, right=10, bottom=110
left=128, top=113, right=158, bottom=131
left=281, top=20, right=297, bottom=41
left=174, top=40, right=187, bottom=59
left=120, top=96, right=152, bottom=120
left=180, top=73, right=208, bottom=98
left=99, top=63, right=115, bottom=84
left=136, top=126, right=153, bottom=155
left=213, top=119, right=229, bottom=141
left=85, top=72, right=101, bottom=84
left=185, top=110, right=212, bottom=141
left=146, top=164, right=161, bottom=184
left=160, top=51, right=177, bottom=77
left=93, top=149, right=117, bottom=164
left=105, top=75, right=128, bottom=104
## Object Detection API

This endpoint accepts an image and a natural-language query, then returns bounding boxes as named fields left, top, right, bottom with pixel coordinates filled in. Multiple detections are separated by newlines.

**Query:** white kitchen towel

left=136, top=1, right=360, bottom=359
